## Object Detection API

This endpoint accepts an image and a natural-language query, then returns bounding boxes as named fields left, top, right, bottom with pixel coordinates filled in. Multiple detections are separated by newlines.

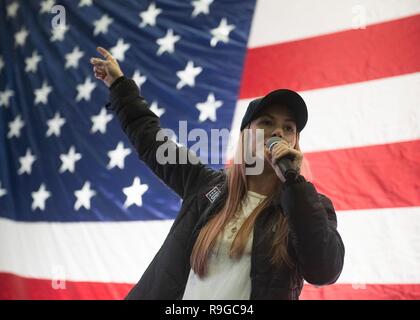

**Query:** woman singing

left=90, top=47, right=344, bottom=300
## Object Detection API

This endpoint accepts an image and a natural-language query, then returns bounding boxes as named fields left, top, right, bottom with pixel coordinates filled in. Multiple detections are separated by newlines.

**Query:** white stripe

left=0, top=217, right=172, bottom=283
left=249, top=0, right=420, bottom=48
left=228, top=72, right=420, bottom=156
left=1, top=207, right=420, bottom=284
left=336, top=206, right=420, bottom=284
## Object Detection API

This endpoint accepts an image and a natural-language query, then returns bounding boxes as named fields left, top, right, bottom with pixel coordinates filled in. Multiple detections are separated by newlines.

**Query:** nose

left=271, top=128, right=284, bottom=139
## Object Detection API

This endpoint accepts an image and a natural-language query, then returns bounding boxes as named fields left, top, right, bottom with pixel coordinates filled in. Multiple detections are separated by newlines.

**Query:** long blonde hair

left=190, top=130, right=301, bottom=277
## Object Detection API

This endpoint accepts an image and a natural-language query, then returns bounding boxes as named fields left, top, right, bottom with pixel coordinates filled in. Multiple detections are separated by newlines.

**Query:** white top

left=182, top=191, right=267, bottom=300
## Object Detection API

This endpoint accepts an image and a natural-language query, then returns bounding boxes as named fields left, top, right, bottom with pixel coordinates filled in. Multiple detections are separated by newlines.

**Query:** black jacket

left=106, top=77, right=345, bottom=300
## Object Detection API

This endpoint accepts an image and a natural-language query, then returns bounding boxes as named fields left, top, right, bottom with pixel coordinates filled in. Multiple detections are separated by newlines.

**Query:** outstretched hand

left=90, top=47, right=124, bottom=87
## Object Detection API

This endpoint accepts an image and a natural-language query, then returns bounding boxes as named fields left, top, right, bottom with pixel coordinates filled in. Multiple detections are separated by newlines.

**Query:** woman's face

left=244, top=104, right=299, bottom=174
left=249, top=104, right=298, bottom=148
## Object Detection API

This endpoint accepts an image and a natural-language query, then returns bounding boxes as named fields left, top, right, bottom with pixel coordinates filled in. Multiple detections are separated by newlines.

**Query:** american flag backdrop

left=0, top=0, right=419, bottom=300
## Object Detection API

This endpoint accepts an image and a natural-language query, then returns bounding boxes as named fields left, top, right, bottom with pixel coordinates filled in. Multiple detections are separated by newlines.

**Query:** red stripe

left=1, top=273, right=419, bottom=299
left=0, top=272, right=131, bottom=300
left=240, top=14, right=420, bottom=98
left=227, top=140, right=420, bottom=210
left=301, top=283, right=420, bottom=300
left=306, top=140, right=420, bottom=211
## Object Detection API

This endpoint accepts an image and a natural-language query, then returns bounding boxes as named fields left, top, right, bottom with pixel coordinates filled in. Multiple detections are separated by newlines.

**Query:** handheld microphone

left=265, top=136, right=298, bottom=181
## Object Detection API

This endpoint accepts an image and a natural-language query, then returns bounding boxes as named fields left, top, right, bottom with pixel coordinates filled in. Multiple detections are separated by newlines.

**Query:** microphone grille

left=266, top=136, right=281, bottom=151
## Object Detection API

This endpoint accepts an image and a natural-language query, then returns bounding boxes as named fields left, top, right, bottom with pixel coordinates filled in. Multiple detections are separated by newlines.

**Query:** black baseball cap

left=240, top=89, right=308, bottom=132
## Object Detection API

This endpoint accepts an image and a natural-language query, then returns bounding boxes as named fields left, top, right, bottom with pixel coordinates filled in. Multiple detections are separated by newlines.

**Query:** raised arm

left=90, top=47, right=217, bottom=198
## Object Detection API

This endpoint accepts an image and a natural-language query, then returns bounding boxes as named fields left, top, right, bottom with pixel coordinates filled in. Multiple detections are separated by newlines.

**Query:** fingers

left=97, top=46, right=110, bottom=57
left=93, top=64, right=106, bottom=73
left=94, top=69, right=105, bottom=78
left=93, top=63, right=106, bottom=71
left=93, top=65, right=106, bottom=79
left=90, top=46, right=115, bottom=66
left=93, top=67, right=105, bottom=76
left=270, top=143, right=300, bottom=162
left=94, top=71, right=105, bottom=80
left=97, top=47, right=115, bottom=61
left=271, top=150, right=294, bottom=164
left=277, top=139, right=291, bottom=148
left=271, top=142, right=290, bottom=155
left=94, top=73, right=104, bottom=80
left=90, top=57, right=108, bottom=66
